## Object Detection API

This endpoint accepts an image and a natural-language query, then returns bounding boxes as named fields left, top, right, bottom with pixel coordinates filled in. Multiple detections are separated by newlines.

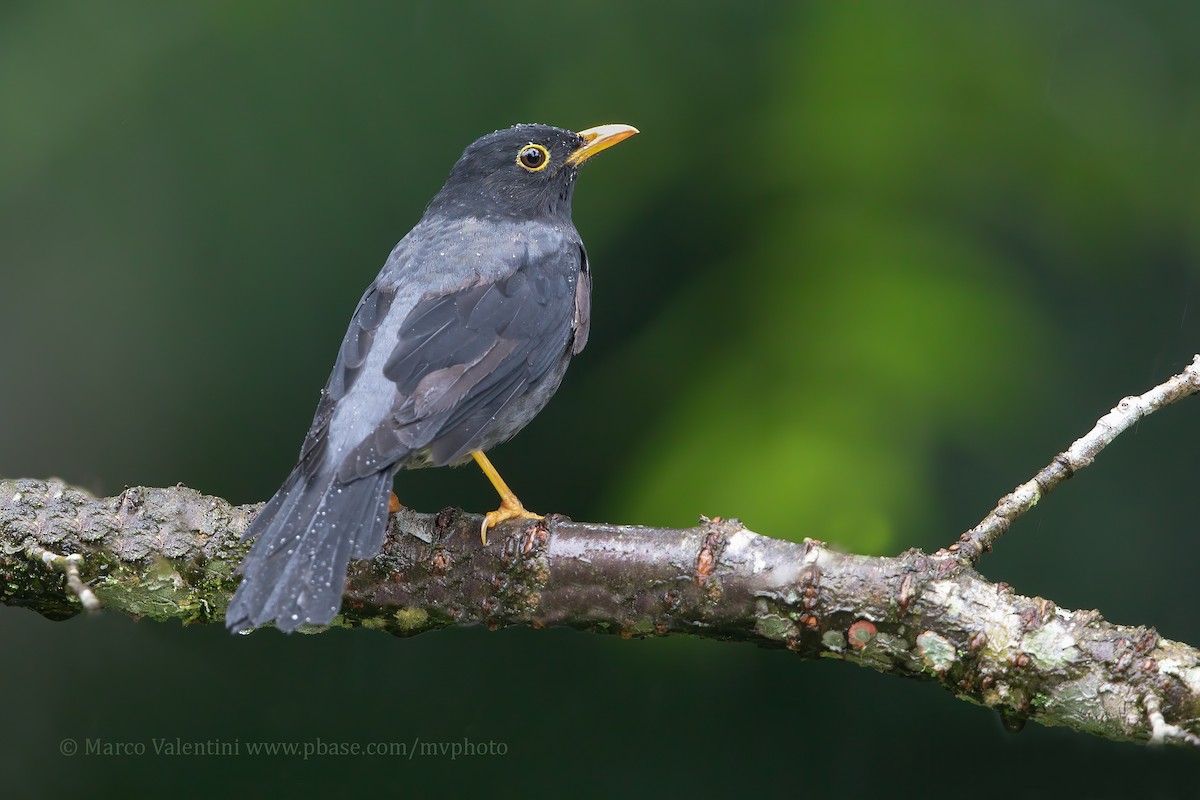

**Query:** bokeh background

left=3, top=1, right=1199, bottom=795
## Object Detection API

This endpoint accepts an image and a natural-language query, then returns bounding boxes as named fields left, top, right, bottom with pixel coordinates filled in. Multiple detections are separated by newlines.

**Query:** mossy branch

left=1, top=476, right=1197, bottom=749
left=3, top=356, right=1199, bottom=749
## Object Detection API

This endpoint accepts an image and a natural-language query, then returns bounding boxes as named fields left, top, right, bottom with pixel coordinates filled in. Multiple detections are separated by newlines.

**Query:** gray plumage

left=226, top=124, right=615, bottom=633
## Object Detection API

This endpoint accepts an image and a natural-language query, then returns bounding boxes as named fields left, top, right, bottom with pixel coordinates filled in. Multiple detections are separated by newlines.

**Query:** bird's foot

left=480, top=496, right=542, bottom=545
left=388, top=492, right=404, bottom=514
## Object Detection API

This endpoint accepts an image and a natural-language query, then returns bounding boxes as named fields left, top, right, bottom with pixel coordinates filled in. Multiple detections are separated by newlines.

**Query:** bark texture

left=2, top=477, right=1197, bottom=748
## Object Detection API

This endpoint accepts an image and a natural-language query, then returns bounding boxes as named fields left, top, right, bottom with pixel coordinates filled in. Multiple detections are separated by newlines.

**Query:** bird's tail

left=225, top=465, right=392, bottom=633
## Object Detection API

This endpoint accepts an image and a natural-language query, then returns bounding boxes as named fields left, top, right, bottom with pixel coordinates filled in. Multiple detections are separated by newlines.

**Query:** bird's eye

left=517, top=144, right=549, bottom=172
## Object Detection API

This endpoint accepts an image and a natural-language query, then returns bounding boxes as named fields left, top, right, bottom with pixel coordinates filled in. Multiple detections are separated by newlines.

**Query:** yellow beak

left=566, top=123, right=639, bottom=167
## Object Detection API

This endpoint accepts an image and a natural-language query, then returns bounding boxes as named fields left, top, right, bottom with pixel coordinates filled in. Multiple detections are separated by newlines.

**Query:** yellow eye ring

left=517, top=144, right=550, bottom=172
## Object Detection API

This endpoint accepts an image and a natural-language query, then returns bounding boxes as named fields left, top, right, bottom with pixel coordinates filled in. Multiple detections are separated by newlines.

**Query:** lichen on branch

left=2, top=475, right=1198, bottom=749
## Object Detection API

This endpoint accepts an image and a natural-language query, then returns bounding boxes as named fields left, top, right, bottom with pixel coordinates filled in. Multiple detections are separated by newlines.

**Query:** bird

left=225, top=122, right=638, bottom=633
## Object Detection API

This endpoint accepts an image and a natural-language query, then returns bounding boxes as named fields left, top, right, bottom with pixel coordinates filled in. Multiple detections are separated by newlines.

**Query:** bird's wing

left=295, top=281, right=397, bottom=478
left=571, top=244, right=591, bottom=355
left=335, top=241, right=583, bottom=481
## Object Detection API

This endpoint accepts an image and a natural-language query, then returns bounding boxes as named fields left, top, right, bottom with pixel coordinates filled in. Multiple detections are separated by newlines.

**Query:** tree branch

left=3, top=357, right=1199, bottom=749
left=954, top=354, right=1200, bottom=561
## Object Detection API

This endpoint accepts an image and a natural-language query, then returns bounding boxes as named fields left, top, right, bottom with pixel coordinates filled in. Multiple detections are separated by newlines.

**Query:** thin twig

left=1145, top=693, right=1200, bottom=747
left=26, top=543, right=101, bottom=611
left=953, top=354, right=1200, bottom=561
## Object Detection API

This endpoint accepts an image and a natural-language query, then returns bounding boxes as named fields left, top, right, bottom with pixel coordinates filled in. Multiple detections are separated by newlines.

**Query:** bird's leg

left=388, top=492, right=403, bottom=514
left=471, top=450, right=543, bottom=544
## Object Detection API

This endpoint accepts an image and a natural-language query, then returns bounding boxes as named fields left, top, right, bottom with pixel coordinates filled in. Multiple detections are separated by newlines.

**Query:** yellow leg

left=471, top=450, right=542, bottom=544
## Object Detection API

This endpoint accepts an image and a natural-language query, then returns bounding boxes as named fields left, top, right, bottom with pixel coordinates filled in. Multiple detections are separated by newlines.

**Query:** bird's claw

left=480, top=498, right=543, bottom=544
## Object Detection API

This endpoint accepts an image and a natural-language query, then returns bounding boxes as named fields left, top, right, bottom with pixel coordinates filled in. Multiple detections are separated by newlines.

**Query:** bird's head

left=426, top=123, right=638, bottom=221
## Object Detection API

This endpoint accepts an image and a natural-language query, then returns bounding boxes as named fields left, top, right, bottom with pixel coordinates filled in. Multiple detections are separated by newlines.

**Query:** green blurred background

left=3, top=0, right=1199, bottom=794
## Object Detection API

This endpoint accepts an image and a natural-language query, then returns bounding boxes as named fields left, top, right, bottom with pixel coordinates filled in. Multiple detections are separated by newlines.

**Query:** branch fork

left=3, top=355, right=1199, bottom=748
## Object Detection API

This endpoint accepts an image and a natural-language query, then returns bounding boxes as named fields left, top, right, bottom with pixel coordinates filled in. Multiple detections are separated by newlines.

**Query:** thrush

left=226, top=122, right=638, bottom=633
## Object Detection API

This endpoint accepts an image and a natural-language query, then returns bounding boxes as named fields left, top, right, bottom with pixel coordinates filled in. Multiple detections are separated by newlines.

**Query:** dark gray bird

left=226, top=122, right=637, bottom=633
